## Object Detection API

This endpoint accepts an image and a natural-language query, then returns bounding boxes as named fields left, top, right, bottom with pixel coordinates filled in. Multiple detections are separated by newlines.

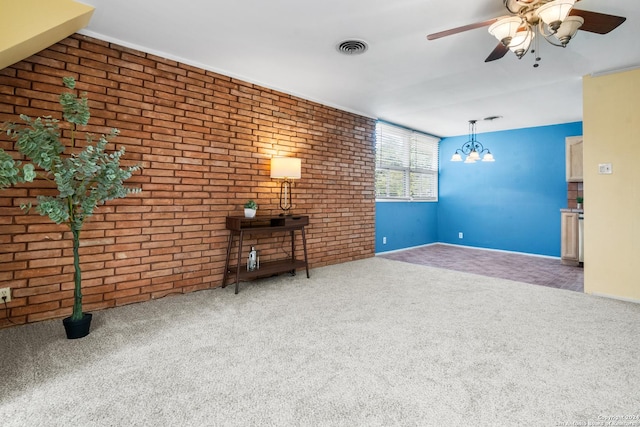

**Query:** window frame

left=375, top=121, right=439, bottom=202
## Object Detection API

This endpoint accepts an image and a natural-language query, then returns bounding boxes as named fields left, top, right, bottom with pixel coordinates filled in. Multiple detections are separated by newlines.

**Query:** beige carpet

left=1, top=257, right=638, bottom=426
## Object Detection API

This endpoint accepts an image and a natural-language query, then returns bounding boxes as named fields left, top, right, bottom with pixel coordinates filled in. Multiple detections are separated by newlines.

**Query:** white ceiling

left=78, top=0, right=640, bottom=137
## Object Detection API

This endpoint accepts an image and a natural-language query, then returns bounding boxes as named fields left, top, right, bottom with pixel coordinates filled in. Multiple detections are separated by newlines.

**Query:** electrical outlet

left=383, top=237, right=387, bottom=245
left=459, top=232, right=463, bottom=239
left=0, top=287, right=10, bottom=303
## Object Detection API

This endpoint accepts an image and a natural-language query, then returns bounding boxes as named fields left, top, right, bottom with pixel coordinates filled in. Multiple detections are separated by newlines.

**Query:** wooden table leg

left=290, top=230, right=296, bottom=275
left=302, top=227, right=310, bottom=278
left=222, top=231, right=234, bottom=288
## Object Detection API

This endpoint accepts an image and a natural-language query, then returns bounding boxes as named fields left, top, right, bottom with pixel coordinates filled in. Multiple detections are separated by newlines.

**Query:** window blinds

left=375, top=122, right=439, bottom=201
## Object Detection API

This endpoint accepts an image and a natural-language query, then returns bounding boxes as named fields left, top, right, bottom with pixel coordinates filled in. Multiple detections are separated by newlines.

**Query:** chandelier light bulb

left=482, top=152, right=495, bottom=162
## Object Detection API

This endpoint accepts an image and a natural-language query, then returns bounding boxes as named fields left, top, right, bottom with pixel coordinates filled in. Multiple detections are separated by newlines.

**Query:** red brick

left=0, top=33, right=376, bottom=327
left=28, top=290, right=73, bottom=305
left=11, top=301, right=61, bottom=317
left=115, top=293, right=151, bottom=306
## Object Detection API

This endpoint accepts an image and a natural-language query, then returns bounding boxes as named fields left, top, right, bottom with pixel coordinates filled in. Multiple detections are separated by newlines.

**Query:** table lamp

left=270, top=157, right=301, bottom=216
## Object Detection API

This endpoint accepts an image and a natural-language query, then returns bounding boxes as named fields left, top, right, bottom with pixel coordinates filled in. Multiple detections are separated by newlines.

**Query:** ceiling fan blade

left=485, top=43, right=509, bottom=62
left=570, top=9, right=626, bottom=34
left=427, top=18, right=498, bottom=41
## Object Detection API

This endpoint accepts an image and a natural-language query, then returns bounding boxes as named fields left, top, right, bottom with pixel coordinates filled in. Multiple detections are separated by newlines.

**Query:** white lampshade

left=482, top=152, right=495, bottom=162
left=451, top=153, right=463, bottom=162
left=488, top=16, right=523, bottom=45
left=537, top=0, right=576, bottom=28
left=464, top=156, right=476, bottom=164
left=468, top=150, right=480, bottom=161
left=509, top=28, right=534, bottom=58
left=509, top=28, right=534, bottom=52
left=554, top=15, right=584, bottom=45
left=270, top=157, right=301, bottom=179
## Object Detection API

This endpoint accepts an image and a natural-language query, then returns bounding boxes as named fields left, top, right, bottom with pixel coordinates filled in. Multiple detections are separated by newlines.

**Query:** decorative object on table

left=0, top=77, right=142, bottom=339
left=450, top=120, right=495, bottom=163
left=270, top=157, right=301, bottom=215
left=247, top=246, right=259, bottom=272
left=576, top=196, right=583, bottom=210
left=244, top=199, right=257, bottom=218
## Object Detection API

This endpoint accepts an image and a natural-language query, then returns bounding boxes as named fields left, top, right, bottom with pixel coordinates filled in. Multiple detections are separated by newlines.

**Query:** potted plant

left=0, top=77, right=141, bottom=339
left=576, top=196, right=583, bottom=210
left=244, top=199, right=257, bottom=218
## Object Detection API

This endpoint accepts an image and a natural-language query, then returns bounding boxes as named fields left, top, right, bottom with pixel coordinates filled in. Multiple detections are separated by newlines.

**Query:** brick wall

left=567, top=182, right=584, bottom=209
left=0, top=34, right=376, bottom=327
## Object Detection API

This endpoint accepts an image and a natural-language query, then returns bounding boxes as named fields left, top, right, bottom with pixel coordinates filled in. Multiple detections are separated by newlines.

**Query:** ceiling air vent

left=336, top=39, right=368, bottom=55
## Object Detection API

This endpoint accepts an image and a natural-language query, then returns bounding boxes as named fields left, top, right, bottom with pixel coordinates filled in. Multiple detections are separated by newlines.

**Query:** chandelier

left=488, top=0, right=583, bottom=66
left=450, top=120, right=495, bottom=163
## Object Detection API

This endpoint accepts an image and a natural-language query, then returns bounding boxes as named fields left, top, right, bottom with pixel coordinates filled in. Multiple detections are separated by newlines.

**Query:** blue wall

left=375, top=122, right=582, bottom=257
left=375, top=201, right=438, bottom=252
left=439, top=122, right=582, bottom=256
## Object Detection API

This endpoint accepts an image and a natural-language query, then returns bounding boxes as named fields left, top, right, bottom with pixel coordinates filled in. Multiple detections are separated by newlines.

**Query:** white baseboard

left=589, top=292, right=640, bottom=305
left=375, top=242, right=437, bottom=255
left=377, top=242, right=560, bottom=260
left=438, top=243, right=561, bottom=260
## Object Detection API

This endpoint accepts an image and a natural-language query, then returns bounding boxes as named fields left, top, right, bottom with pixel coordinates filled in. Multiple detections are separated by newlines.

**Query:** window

left=375, top=121, right=439, bottom=201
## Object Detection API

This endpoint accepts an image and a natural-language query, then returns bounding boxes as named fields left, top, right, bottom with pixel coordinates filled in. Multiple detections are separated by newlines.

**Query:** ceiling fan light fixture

left=429, top=0, right=626, bottom=67
left=554, top=15, right=584, bottom=46
left=488, top=16, right=523, bottom=46
left=537, top=0, right=576, bottom=33
left=509, top=28, right=534, bottom=58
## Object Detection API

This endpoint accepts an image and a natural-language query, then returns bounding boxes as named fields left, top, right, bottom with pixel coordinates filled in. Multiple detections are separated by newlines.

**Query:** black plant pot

left=62, top=313, right=92, bottom=339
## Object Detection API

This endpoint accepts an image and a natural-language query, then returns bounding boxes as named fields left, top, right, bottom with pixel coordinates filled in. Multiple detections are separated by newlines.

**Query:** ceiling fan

left=427, top=0, right=626, bottom=65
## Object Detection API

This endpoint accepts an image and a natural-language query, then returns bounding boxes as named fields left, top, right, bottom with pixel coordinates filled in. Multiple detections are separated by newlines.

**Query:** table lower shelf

left=226, top=258, right=308, bottom=282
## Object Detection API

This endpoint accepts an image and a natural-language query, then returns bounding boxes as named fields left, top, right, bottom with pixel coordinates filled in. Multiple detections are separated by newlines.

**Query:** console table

left=222, top=215, right=310, bottom=294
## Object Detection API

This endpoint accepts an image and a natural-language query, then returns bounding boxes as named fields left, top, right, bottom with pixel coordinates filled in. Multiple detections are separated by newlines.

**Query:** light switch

left=598, top=163, right=612, bottom=174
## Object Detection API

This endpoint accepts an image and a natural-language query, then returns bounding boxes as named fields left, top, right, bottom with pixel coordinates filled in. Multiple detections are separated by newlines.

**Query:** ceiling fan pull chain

left=533, top=26, right=542, bottom=68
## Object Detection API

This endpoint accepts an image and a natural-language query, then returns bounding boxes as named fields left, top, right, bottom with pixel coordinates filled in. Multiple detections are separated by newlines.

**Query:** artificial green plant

left=1, top=77, right=141, bottom=321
